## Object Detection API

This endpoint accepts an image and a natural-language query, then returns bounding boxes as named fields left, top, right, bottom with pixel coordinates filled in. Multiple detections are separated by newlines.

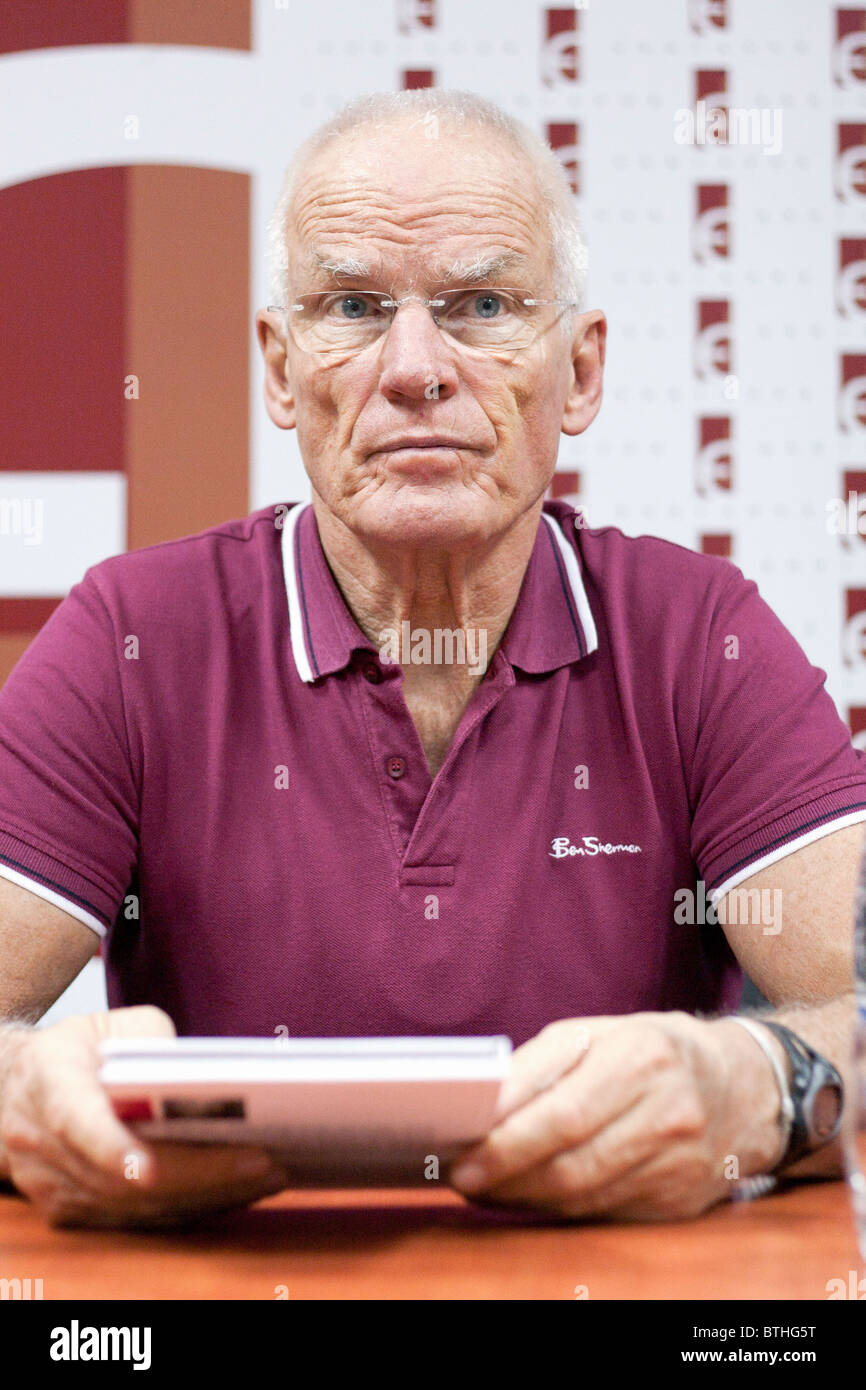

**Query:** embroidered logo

left=549, top=836, right=642, bottom=858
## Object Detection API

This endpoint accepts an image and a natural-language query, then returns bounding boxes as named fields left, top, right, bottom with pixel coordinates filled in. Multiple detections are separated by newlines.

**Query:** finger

left=19, top=1142, right=287, bottom=1227
left=460, top=1090, right=678, bottom=1210
left=23, top=1010, right=171, bottom=1185
left=58, top=1006, right=176, bottom=1180
left=39, top=1040, right=157, bottom=1186
left=3, top=1009, right=178, bottom=1200
left=126, top=1164, right=289, bottom=1225
left=493, top=1017, right=616, bottom=1123
left=478, top=1139, right=722, bottom=1223
left=37, top=1144, right=288, bottom=1226
left=139, top=1143, right=286, bottom=1197
left=451, top=1025, right=653, bottom=1192
left=5, top=1118, right=135, bottom=1201
left=2, top=1036, right=151, bottom=1192
left=45, top=1168, right=289, bottom=1230
left=27, top=1173, right=103, bottom=1229
left=98, top=1005, right=177, bottom=1040
left=466, top=1151, right=660, bottom=1222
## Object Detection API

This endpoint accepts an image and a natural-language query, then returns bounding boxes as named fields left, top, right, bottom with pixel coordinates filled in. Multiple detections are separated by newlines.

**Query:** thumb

left=96, top=1005, right=177, bottom=1040
left=83, top=1007, right=176, bottom=1183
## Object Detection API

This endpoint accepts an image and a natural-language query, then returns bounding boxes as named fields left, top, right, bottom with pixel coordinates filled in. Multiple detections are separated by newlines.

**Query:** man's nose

left=376, top=300, right=459, bottom=403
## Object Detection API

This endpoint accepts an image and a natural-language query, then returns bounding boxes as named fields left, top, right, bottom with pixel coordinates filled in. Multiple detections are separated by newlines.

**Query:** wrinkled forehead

left=285, top=123, right=554, bottom=290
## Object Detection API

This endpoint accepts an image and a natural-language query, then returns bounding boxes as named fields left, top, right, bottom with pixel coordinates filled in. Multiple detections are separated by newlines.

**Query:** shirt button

left=362, top=662, right=383, bottom=684
left=387, top=756, right=406, bottom=780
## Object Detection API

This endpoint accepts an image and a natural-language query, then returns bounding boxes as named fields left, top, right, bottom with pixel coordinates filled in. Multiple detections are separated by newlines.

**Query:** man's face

left=259, top=122, right=603, bottom=550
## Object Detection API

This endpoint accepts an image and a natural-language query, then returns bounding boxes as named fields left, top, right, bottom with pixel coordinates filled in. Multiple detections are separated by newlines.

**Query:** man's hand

left=0, top=1007, right=288, bottom=1228
left=448, top=1012, right=785, bottom=1222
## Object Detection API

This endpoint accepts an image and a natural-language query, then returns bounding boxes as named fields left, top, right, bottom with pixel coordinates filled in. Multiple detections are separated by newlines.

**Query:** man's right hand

left=0, top=1006, right=289, bottom=1228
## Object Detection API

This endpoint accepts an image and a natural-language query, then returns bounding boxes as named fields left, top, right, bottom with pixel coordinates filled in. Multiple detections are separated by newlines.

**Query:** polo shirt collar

left=503, top=506, right=599, bottom=672
left=281, top=500, right=598, bottom=684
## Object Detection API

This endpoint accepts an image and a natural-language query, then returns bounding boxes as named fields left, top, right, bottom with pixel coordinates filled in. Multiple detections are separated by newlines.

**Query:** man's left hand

left=448, top=1012, right=783, bottom=1221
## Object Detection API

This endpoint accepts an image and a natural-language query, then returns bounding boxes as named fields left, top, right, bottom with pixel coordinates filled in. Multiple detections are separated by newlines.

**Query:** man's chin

left=349, top=485, right=502, bottom=550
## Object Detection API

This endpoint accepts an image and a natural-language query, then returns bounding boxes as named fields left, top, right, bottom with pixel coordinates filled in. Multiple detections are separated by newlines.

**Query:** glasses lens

left=434, top=289, right=536, bottom=350
left=288, top=288, right=552, bottom=354
left=291, top=292, right=388, bottom=353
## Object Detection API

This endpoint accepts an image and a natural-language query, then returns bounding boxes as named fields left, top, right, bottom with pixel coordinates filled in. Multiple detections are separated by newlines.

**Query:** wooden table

left=1, top=1178, right=861, bottom=1300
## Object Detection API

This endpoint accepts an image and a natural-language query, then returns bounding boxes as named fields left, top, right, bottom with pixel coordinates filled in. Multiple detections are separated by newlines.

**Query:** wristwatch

left=746, top=1020, right=845, bottom=1173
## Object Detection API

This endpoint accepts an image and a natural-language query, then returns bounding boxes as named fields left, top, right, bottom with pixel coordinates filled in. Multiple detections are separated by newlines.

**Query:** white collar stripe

left=281, top=501, right=316, bottom=683
left=541, top=512, right=599, bottom=656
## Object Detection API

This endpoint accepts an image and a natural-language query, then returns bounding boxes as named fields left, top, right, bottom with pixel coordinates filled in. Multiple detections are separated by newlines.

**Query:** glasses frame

left=265, top=286, right=581, bottom=355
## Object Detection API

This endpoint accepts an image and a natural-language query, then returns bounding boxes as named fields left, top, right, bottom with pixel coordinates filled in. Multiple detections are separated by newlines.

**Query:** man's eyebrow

left=309, top=251, right=372, bottom=280
left=439, top=251, right=531, bottom=284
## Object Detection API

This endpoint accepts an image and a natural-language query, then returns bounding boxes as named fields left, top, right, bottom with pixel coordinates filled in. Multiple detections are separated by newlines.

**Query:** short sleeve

left=0, top=571, right=139, bottom=935
left=688, top=567, right=866, bottom=901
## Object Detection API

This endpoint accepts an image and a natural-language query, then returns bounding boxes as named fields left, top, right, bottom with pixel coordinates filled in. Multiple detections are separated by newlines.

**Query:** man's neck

left=310, top=496, right=543, bottom=673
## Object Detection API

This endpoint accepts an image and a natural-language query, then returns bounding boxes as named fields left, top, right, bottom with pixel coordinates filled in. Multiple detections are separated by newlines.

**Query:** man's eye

left=471, top=293, right=503, bottom=318
left=323, top=295, right=376, bottom=320
left=338, top=296, right=371, bottom=319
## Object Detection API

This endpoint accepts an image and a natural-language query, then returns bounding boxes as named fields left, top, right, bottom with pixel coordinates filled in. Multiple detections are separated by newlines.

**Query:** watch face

left=813, top=1083, right=844, bottom=1140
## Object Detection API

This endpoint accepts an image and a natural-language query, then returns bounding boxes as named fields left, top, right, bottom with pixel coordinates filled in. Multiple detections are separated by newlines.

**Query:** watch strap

left=751, top=1020, right=844, bottom=1172
left=730, top=1016, right=794, bottom=1169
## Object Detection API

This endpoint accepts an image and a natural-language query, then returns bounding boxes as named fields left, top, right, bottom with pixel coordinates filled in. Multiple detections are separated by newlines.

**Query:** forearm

left=712, top=993, right=855, bottom=1181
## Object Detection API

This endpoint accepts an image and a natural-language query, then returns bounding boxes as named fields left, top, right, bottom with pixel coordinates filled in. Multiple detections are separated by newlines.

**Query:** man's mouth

left=377, top=436, right=469, bottom=452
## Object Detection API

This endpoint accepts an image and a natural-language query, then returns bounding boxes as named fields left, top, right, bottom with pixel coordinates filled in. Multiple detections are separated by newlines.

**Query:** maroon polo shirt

left=0, top=499, right=864, bottom=1045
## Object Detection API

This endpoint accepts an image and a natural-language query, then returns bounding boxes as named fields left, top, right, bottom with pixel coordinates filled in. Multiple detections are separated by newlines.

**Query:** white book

left=98, top=1036, right=512, bottom=1186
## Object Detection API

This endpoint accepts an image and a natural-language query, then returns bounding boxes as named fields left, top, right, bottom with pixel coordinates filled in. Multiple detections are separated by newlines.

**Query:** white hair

left=266, top=89, right=589, bottom=313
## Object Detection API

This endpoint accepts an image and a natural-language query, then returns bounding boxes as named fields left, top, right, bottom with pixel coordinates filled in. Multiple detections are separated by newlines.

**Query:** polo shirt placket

left=282, top=501, right=593, bottom=894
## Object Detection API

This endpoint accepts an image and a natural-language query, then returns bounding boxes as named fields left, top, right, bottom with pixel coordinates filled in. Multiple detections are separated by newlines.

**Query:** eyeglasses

left=266, top=287, right=579, bottom=355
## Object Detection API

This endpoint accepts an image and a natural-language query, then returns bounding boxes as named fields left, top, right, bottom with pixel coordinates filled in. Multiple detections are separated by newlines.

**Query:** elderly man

left=0, top=90, right=863, bottom=1230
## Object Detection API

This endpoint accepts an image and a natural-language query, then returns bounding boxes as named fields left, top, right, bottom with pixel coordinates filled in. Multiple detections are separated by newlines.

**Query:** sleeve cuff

left=0, top=830, right=114, bottom=936
left=706, top=801, right=866, bottom=906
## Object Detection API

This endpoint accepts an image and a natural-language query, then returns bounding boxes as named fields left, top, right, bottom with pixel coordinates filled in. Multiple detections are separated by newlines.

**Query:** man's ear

left=256, top=309, right=296, bottom=430
left=561, top=309, right=606, bottom=437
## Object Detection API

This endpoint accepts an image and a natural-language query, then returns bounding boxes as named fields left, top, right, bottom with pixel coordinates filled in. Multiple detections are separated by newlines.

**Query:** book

left=98, top=1035, right=512, bottom=1186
